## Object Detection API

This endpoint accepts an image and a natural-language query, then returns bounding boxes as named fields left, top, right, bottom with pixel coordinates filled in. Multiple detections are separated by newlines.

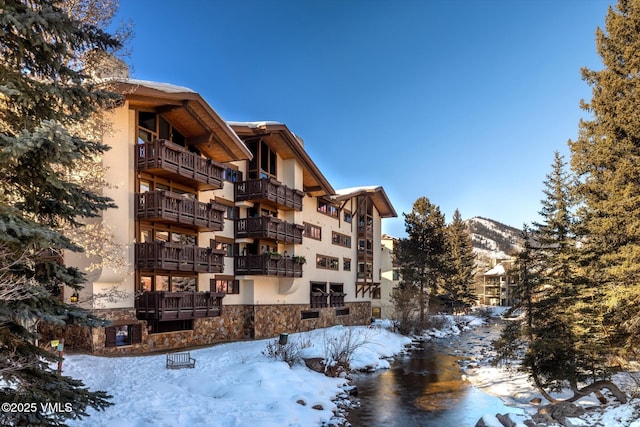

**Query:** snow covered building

left=46, top=79, right=396, bottom=354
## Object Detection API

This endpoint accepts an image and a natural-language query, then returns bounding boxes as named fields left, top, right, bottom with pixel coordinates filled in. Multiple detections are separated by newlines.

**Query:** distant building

left=481, top=258, right=518, bottom=306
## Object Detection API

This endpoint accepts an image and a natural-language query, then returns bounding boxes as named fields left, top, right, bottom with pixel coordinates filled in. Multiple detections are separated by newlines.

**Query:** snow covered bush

left=262, top=336, right=311, bottom=367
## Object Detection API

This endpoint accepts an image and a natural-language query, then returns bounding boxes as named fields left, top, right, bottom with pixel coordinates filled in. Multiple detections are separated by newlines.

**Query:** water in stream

left=346, top=322, right=524, bottom=427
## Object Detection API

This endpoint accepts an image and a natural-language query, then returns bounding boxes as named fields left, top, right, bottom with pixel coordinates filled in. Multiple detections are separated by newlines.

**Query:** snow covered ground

left=63, top=323, right=412, bottom=427
left=62, top=310, right=640, bottom=426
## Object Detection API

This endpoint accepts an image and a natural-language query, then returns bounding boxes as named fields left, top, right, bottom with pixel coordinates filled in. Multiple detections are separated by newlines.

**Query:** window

left=172, top=276, right=196, bottom=292
left=301, top=311, right=320, bottom=320
left=105, top=324, right=142, bottom=347
left=372, top=287, right=381, bottom=299
left=214, top=237, right=235, bottom=257
left=357, top=263, right=373, bottom=280
left=392, top=269, right=400, bottom=281
left=335, top=308, right=350, bottom=316
left=247, top=139, right=277, bottom=179
left=331, top=231, right=351, bottom=248
left=372, top=307, right=381, bottom=319
left=330, top=283, right=344, bottom=293
left=137, top=274, right=196, bottom=292
left=137, top=111, right=184, bottom=145
left=317, top=255, right=339, bottom=271
left=358, top=239, right=373, bottom=254
left=212, top=277, right=239, bottom=294
left=310, top=281, right=327, bottom=308
left=225, top=205, right=235, bottom=220
left=317, top=199, right=339, bottom=218
left=303, top=222, right=321, bottom=241
left=224, top=167, right=242, bottom=183
left=343, top=258, right=351, bottom=271
left=344, top=211, right=352, bottom=223
left=138, top=226, right=197, bottom=246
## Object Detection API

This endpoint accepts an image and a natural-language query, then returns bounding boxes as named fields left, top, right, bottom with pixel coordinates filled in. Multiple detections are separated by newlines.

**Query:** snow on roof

left=484, top=263, right=506, bottom=276
left=227, top=121, right=284, bottom=128
left=117, top=78, right=195, bottom=94
left=334, top=185, right=381, bottom=196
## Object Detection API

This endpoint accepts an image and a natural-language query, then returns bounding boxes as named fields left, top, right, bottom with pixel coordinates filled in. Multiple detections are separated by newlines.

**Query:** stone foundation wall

left=253, top=301, right=371, bottom=339
left=40, top=302, right=371, bottom=355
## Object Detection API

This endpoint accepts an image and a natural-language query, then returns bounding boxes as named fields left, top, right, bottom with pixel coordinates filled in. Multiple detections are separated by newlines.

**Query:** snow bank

left=64, top=325, right=411, bottom=427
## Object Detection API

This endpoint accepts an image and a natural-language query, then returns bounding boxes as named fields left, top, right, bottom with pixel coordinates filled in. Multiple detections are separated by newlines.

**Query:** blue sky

left=114, top=0, right=612, bottom=237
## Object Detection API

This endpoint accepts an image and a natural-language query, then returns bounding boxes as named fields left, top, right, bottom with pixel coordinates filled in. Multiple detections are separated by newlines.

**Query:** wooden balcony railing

left=329, top=292, right=346, bottom=307
left=135, top=291, right=224, bottom=321
left=137, top=140, right=224, bottom=190
left=235, top=178, right=304, bottom=211
left=234, top=254, right=303, bottom=277
left=136, top=190, right=225, bottom=231
left=135, top=242, right=224, bottom=273
left=235, top=216, right=303, bottom=243
left=311, top=291, right=328, bottom=308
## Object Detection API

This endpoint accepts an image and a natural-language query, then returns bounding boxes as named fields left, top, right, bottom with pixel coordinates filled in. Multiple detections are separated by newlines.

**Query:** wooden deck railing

left=135, top=242, right=224, bottom=273
left=135, top=291, right=224, bottom=321
left=136, top=190, right=225, bottom=231
left=235, top=216, right=303, bottom=243
left=234, top=254, right=303, bottom=277
left=137, top=139, right=224, bottom=190
left=329, top=292, right=346, bottom=307
left=235, top=178, right=304, bottom=211
left=311, top=291, right=328, bottom=308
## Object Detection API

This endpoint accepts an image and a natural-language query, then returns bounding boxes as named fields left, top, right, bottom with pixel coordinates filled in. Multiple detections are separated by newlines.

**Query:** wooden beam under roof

left=112, top=79, right=252, bottom=163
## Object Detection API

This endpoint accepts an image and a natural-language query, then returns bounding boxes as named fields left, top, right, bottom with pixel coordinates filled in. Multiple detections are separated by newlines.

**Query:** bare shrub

left=262, top=336, right=311, bottom=367
left=423, top=314, right=451, bottom=330
left=473, top=306, right=494, bottom=321
left=390, top=285, right=420, bottom=335
left=322, top=328, right=371, bottom=376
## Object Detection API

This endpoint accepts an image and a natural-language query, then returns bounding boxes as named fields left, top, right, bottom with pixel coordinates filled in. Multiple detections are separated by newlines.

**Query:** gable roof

left=111, top=79, right=252, bottom=163
left=332, top=186, right=397, bottom=218
left=229, top=121, right=334, bottom=197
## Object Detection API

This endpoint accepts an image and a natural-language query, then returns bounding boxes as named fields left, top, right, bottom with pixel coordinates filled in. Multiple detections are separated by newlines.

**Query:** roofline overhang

left=229, top=122, right=334, bottom=196
left=109, top=79, right=252, bottom=161
left=332, top=186, right=398, bottom=218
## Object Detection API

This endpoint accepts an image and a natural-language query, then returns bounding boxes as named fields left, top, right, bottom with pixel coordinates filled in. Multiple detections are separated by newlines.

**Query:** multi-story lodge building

left=480, top=258, right=517, bottom=306
left=49, top=79, right=396, bottom=354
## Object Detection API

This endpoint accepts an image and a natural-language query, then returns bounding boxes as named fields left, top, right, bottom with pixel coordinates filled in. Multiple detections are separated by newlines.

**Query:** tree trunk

left=533, top=376, right=627, bottom=405
left=419, top=282, right=425, bottom=328
left=567, top=380, right=627, bottom=404
left=531, top=371, right=559, bottom=403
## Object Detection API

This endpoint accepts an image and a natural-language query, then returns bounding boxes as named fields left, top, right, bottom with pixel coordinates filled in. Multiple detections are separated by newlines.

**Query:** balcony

left=235, top=178, right=304, bottom=211
left=234, top=254, right=303, bottom=277
left=135, top=242, right=224, bottom=273
left=135, top=291, right=224, bottom=321
left=137, top=139, right=224, bottom=190
left=136, top=190, right=225, bottom=231
left=235, top=216, right=303, bottom=244
left=329, top=292, right=346, bottom=307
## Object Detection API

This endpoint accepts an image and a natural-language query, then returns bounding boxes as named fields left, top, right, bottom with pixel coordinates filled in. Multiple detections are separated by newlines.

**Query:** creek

left=346, top=321, right=524, bottom=427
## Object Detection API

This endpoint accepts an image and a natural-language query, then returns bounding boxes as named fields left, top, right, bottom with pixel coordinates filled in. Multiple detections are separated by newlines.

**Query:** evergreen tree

left=568, top=0, right=640, bottom=356
left=525, top=153, right=584, bottom=397
left=495, top=153, right=627, bottom=403
left=396, top=197, right=447, bottom=328
left=0, top=0, right=121, bottom=425
left=442, top=209, right=477, bottom=313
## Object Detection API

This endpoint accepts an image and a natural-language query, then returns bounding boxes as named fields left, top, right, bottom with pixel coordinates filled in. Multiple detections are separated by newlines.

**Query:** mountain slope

left=464, top=216, right=523, bottom=267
